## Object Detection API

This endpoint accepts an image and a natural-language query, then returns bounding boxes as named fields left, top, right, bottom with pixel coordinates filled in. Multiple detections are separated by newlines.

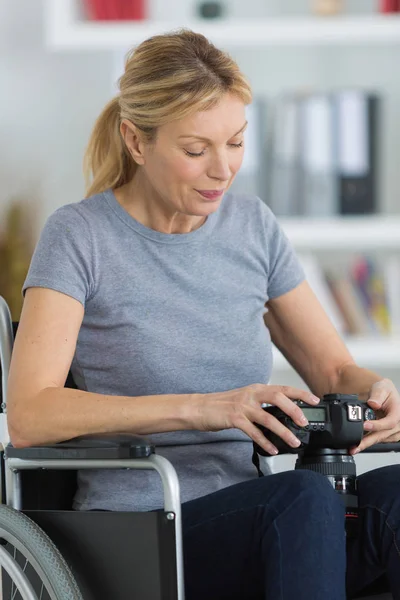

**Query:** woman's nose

left=207, top=152, right=232, bottom=182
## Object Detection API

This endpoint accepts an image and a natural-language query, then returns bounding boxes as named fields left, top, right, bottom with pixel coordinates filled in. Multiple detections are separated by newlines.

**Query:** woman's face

left=135, top=93, right=247, bottom=225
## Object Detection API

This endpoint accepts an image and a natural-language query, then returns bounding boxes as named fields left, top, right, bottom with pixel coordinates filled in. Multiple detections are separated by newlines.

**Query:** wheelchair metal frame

left=0, top=295, right=185, bottom=600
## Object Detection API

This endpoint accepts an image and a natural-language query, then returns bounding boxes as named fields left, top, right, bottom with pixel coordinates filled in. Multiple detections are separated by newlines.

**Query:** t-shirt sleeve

left=22, top=205, right=95, bottom=306
left=265, top=206, right=306, bottom=300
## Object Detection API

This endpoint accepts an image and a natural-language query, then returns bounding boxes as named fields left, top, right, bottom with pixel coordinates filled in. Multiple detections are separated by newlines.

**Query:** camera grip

left=255, top=425, right=311, bottom=456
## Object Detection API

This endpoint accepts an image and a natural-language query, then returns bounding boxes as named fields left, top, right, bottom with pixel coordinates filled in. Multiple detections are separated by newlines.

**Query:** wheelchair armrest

left=362, top=441, right=400, bottom=453
left=5, top=433, right=155, bottom=460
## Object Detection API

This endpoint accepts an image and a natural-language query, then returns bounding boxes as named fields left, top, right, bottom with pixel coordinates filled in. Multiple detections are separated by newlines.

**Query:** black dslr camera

left=254, top=393, right=376, bottom=455
left=253, top=393, right=376, bottom=536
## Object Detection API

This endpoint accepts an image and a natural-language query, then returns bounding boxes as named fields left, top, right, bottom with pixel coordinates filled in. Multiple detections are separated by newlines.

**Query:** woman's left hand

left=350, top=378, right=400, bottom=455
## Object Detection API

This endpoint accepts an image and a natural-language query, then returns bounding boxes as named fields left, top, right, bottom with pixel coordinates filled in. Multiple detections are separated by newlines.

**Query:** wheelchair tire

left=0, top=504, right=83, bottom=600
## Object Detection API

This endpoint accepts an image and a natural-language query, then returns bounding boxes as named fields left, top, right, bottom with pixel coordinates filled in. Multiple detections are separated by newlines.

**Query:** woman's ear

left=120, top=119, right=145, bottom=165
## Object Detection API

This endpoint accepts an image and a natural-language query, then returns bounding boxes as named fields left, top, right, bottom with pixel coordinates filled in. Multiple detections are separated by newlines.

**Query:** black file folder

left=334, top=90, right=379, bottom=215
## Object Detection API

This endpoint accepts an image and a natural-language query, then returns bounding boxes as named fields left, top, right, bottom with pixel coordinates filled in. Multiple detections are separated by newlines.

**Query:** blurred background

left=1, top=0, right=400, bottom=388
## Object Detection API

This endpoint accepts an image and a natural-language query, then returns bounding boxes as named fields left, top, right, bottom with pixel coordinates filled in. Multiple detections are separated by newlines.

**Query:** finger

left=384, top=431, right=400, bottom=443
left=266, top=391, right=311, bottom=429
left=363, top=413, right=398, bottom=434
left=368, top=398, right=385, bottom=410
left=368, top=379, right=392, bottom=405
left=241, top=420, right=279, bottom=455
left=277, top=386, right=320, bottom=406
left=350, top=431, right=385, bottom=454
left=367, top=398, right=388, bottom=417
left=254, top=408, right=302, bottom=450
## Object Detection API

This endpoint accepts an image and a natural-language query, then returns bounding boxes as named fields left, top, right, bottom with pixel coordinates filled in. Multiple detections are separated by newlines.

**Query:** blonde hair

left=83, top=29, right=252, bottom=197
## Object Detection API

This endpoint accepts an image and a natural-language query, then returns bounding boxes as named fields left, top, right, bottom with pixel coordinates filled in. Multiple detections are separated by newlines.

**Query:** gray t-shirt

left=22, top=189, right=305, bottom=511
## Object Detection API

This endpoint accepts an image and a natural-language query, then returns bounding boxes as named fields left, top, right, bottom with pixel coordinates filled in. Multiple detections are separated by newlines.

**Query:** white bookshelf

left=273, top=215, right=400, bottom=371
left=45, top=1, right=400, bottom=50
left=280, top=215, right=400, bottom=252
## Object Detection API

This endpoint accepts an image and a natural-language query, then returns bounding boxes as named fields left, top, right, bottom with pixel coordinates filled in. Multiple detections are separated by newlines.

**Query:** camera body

left=255, top=393, right=376, bottom=456
left=253, top=393, right=376, bottom=538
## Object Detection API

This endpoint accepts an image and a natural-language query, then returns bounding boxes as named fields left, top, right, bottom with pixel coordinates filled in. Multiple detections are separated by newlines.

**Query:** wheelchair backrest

left=0, top=321, right=79, bottom=510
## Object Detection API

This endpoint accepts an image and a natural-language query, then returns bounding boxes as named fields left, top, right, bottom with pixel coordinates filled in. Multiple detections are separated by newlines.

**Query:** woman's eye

left=184, top=141, right=243, bottom=158
left=184, top=149, right=205, bottom=157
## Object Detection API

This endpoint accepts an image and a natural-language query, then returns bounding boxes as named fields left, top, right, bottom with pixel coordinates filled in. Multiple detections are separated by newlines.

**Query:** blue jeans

left=181, top=465, right=400, bottom=600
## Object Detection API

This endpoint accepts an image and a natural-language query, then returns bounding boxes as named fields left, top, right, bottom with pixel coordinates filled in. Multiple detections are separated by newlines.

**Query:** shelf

left=45, top=1, right=400, bottom=50
left=272, top=336, right=400, bottom=370
left=279, top=215, right=400, bottom=252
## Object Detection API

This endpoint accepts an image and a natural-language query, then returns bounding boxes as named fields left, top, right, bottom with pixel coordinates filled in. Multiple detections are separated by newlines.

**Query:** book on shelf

left=300, top=253, right=398, bottom=337
left=299, top=254, right=346, bottom=334
left=311, top=0, right=343, bottom=16
left=268, top=89, right=380, bottom=218
left=379, top=0, right=400, bottom=13
left=83, top=0, right=147, bottom=21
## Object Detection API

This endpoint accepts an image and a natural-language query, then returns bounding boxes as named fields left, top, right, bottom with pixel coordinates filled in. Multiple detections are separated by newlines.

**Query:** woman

left=7, top=29, right=400, bottom=600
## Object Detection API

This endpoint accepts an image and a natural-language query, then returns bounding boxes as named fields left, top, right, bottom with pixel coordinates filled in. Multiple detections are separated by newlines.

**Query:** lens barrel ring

left=295, top=461, right=356, bottom=476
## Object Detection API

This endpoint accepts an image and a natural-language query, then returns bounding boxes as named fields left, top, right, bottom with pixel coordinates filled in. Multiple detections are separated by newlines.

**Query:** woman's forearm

left=8, top=386, right=199, bottom=448
left=328, top=363, right=383, bottom=401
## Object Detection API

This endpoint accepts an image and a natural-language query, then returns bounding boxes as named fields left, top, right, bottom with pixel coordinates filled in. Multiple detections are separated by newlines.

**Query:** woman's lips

left=195, top=189, right=224, bottom=200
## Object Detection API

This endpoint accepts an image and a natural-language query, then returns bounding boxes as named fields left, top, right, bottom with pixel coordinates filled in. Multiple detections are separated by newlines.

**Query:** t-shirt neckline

left=103, top=188, right=218, bottom=244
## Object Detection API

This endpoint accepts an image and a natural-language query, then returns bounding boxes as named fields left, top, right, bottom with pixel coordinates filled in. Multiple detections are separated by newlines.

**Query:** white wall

left=0, top=0, right=113, bottom=231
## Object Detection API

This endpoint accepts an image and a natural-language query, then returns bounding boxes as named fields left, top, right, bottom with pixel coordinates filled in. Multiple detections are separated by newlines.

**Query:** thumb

left=367, top=380, right=390, bottom=408
left=368, top=398, right=383, bottom=408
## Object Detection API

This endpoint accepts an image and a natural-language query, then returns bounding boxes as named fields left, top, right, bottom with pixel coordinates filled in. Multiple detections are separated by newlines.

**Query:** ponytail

left=83, top=96, right=136, bottom=198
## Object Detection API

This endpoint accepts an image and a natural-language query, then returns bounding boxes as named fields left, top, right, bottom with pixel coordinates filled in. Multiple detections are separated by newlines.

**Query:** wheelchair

left=0, top=294, right=397, bottom=599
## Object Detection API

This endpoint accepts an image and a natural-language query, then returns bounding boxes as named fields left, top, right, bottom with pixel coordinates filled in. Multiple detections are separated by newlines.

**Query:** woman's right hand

left=192, top=384, right=321, bottom=455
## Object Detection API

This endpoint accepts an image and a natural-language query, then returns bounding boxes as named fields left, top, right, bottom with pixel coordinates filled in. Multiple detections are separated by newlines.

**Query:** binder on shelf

left=269, top=89, right=380, bottom=218
left=268, top=94, right=303, bottom=216
left=229, top=98, right=268, bottom=201
left=334, top=90, right=379, bottom=215
left=300, top=93, right=338, bottom=217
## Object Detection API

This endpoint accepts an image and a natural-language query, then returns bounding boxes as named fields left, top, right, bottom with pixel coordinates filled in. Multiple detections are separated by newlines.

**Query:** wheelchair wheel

left=0, top=504, right=83, bottom=600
